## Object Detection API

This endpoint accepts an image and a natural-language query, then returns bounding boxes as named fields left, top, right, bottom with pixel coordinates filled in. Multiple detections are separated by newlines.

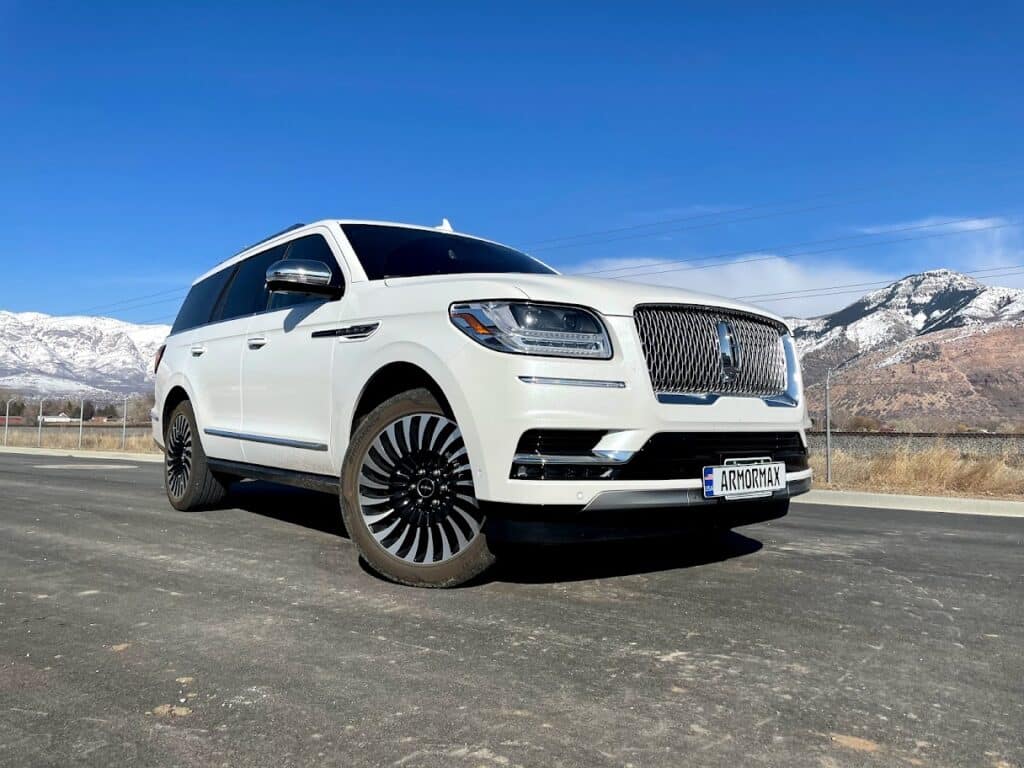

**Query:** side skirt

left=207, top=458, right=339, bottom=495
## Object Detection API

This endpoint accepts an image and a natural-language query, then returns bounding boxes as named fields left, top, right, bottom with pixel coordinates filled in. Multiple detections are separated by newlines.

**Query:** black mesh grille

left=634, top=304, right=787, bottom=397
left=617, top=432, right=808, bottom=480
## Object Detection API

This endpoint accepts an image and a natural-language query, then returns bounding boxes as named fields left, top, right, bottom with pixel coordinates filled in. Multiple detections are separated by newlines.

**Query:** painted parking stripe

left=32, top=464, right=140, bottom=470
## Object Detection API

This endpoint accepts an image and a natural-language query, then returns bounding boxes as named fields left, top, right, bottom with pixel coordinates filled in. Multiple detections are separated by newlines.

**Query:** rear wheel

left=163, top=399, right=227, bottom=511
left=341, top=388, right=495, bottom=587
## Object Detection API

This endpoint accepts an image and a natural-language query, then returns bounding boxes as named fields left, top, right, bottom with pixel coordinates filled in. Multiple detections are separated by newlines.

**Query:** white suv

left=154, top=220, right=811, bottom=587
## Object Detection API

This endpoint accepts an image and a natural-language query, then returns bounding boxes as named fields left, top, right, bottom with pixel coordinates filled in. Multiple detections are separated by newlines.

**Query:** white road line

left=33, top=464, right=140, bottom=470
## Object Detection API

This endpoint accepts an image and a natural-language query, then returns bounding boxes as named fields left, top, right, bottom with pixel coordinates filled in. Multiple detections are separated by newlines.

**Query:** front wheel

left=340, top=388, right=495, bottom=587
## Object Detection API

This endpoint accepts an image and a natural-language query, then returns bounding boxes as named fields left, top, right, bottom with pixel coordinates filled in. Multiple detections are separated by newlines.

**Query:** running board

left=207, top=458, right=339, bottom=495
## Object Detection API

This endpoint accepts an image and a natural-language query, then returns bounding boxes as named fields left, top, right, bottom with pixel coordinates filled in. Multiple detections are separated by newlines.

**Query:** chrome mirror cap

left=265, top=259, right=340, bottom=296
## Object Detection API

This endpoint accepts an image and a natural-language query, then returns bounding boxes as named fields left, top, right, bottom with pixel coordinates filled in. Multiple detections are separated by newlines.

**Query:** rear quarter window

left=171, top=268, right=234, bottom=334
left=218, top=244, right=287, bottom=321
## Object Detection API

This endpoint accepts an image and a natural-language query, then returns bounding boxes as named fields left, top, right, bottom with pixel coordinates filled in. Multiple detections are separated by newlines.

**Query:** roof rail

left=233, top=222, right=306, bottom=257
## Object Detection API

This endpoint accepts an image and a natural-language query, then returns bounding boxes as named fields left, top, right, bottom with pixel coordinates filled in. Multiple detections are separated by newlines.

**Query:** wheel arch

left=334, top=343, right=482, bottom=486
left=161, top=384, right=192, bottom=433
left=350, top=361, right=454, bottom=436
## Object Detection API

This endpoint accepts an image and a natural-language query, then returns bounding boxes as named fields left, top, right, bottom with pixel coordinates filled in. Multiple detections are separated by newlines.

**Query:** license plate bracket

left=702, top=457, right=786, bottom=500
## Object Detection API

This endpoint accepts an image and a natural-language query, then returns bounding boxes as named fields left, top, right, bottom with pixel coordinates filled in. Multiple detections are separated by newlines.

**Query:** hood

left=384, top=272, right=788, bottom=327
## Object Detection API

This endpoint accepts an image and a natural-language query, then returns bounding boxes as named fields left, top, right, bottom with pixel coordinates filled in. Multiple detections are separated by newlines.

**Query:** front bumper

left=450, top=315, right=811, bottom=509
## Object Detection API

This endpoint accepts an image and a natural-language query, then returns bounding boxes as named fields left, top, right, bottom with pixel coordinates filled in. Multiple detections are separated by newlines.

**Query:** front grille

left=634, top=304, right=787, bottom=398
left=617, top=432, right=808, bottom=481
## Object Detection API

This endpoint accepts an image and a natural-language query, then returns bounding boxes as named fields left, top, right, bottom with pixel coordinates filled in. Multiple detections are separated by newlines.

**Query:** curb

left=794, top=489, right=1024, bottom=518
left=0, top=446, right=163, bottom=464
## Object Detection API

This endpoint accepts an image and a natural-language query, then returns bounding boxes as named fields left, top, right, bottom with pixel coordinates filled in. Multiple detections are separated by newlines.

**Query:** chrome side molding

left=513, top=450, right=634, bottom=466
left=204, top=427, right=328, bottom=452
left=311, top=322, right=380, bottom=340
left=518, top=376, right=626, bottom=389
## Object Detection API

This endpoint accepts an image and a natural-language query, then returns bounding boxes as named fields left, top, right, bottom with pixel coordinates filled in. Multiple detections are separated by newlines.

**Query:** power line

left=56, top=165, right=1024, bottom=319
left=574, top=215, right=1015, bottom=277
left=70, top=286, right=187, bottom=316
left=523, top=165, right=1024, bottom=252
left=533, top=198, right=865, bottom=253
left=740, top=267, right=1024, bottom=307
left=734, top=263, right=1024, bottom=302
left=601, top=220, right=1019, bottom=282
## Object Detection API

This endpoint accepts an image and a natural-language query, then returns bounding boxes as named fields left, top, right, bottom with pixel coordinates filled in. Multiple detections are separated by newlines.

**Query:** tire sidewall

left=340, top=388, right=494, bottom=588
left=163, top=400, right=213, bottom=511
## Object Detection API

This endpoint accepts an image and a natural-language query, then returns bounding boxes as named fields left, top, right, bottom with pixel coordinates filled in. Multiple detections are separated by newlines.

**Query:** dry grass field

left=3, top=427, right=158, bottom=453
left=810, top=446, right=1024, bottom=499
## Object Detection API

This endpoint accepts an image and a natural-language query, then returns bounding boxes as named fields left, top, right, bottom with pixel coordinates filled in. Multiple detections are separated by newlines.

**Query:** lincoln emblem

left=716, top=320, right=742, bottom=381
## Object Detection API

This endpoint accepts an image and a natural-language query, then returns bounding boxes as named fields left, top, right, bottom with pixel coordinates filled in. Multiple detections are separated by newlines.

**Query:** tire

left=163, top=399, right=227, bottom=511
left=340, top=388, right=495, bottom=588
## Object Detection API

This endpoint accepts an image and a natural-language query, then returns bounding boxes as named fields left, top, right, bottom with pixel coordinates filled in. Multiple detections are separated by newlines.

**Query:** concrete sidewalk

left=795, top=488, right=1024, bottom=518
left=0, top=445, right=162, bottom=463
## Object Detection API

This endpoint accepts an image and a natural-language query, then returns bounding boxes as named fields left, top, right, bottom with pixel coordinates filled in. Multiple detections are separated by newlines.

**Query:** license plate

left=702, top=460, right=786, bottom=499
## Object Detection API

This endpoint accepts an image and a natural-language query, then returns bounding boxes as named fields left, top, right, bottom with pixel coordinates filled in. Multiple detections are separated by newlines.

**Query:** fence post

left=825, top=368, right=832, bottom=484
left=122, top=396, right=128, bottom=450
left=37, top=400, right=44, bottom=447
left=78, top=398, right=85, bottom=449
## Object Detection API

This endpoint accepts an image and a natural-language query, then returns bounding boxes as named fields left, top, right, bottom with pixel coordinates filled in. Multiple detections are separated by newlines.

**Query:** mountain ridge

left=788, top=269, right=1024, bottom=429
left=0, top=310, right=170, bottom=398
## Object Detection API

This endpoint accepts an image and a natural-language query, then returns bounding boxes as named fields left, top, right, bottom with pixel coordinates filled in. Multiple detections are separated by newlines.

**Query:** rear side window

left=218, top=244, right=287, bottom=321
left=171, top=268, right=234, bottom=334
left=268, top=234, right=344, bottom=311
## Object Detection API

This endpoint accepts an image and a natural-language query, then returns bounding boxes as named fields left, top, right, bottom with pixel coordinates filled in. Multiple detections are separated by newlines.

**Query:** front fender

left=332, top=338, right=487, bottom=489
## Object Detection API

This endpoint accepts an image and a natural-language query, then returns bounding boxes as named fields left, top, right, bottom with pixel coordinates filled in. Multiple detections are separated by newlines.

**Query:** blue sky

left=1, top=2, right=1022, bottom=322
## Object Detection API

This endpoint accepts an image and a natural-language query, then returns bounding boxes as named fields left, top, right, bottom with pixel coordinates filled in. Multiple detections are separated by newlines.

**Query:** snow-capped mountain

left=789, top=269, right=1024, bottom=386
left=788, top=270, right=1024, bottom=429
left=0, top=311, right=170, bottom=397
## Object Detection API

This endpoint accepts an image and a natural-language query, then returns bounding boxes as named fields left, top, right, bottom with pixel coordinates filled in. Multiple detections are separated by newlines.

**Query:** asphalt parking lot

left=0, top=452, right=1021, bottom=768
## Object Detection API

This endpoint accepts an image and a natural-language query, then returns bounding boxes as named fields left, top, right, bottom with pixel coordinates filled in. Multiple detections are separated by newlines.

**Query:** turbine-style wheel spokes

left=165, top=412, right=193, bottom=499
left=358, top=413, right=482, bottom=565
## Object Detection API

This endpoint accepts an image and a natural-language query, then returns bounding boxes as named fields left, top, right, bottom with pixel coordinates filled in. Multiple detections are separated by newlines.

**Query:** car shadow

left=225, top=481, right=349, bottom=538
left=218, top=482, right=767, bottom=585
left=483, top=530, right=764, bottom=585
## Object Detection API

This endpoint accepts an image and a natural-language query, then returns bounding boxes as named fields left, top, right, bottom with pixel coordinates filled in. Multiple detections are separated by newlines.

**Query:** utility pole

left=37, top=400, right=44, bottom=447
left=78, top=398, right=85, bottom=449
left=121, top=396, right=128, bottom=450
left=3, top=400, right=10, bottom=446
left=825, top=368, right=832, bottom=484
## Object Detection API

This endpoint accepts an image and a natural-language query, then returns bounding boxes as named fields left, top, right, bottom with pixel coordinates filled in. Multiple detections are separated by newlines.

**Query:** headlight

left=449, top=301, right=612, bottom=359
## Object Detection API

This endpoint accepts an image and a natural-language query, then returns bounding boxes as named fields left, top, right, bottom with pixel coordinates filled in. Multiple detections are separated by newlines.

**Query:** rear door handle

left=190, top=344, right=206, bottom=357
left=247, top=336, right=268, bottom=350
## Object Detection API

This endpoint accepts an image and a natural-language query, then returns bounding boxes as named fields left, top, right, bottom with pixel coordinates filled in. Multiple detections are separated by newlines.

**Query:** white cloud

left=562, top=214, right=1024, bottom=316
left=568, top=254, right=897, bottom=318
left=857, top=215, right=1009, bottom=235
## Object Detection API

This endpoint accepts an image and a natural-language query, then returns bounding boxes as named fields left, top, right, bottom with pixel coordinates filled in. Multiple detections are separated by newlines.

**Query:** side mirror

left=266, top=260, right=342, bottom=298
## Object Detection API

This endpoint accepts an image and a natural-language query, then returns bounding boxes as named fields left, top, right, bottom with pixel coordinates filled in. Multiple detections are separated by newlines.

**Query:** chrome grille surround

left=633, top=304, right=788, bottom=399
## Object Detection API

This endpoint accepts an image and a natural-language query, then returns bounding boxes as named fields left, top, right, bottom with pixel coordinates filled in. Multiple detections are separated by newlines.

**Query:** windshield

left=342, top=224, right=556, bottom=280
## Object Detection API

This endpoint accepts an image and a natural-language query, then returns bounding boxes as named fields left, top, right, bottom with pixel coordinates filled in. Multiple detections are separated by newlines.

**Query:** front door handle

left=247, top=336, right=268, bottom=350
left=190, top=344, right=206, bottom=357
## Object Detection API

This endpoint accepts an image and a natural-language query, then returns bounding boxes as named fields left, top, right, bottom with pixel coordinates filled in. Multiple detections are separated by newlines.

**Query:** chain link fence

left=1, top=396, right=158, bottom=453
